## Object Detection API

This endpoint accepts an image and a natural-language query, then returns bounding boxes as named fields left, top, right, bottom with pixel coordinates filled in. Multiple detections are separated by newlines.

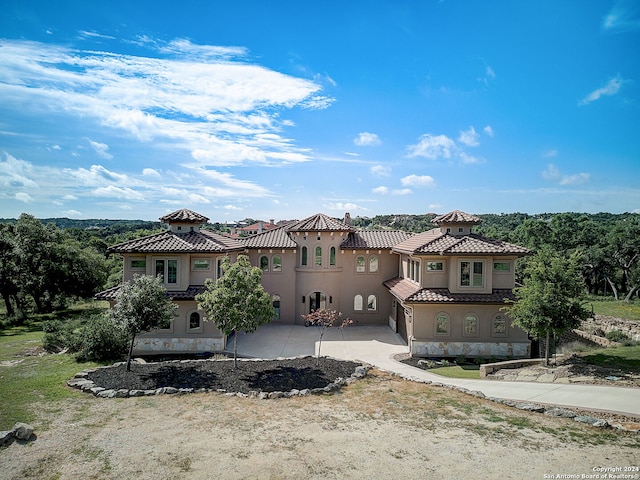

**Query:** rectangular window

left=192, top=259, right=210, bottom=270
left=272, top=255, right=282, bottom=272
left=356, top=256, right=366, bottom=273
left=155, top=259, right=178, bottom=284
left=494, top=262, right=510, bottom=272
left=461, top=261, right=483, bottom=287
left=435, top=314, right=449, bottom=335
left=426, top=261, right=443, bottom=272
left=130, top=259, right=146, bottom=269
left=492, top=314, right=507, bottom=336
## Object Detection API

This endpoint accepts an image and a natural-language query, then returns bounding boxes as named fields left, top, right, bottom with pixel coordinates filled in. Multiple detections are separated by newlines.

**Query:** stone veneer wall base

left=410, top=340, right=530, bottom=359
left=133, top=336, right=225, bottom=354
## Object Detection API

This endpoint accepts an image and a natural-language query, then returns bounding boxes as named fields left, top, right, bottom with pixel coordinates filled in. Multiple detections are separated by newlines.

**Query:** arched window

left=260, top=255, right=269, bottom=272
left=356, top=255, right=366, bottom=273
left=435, top=313, right=450, bottom=335
left=369, top=256, right=379, bottom=273
left=463, top=313, right=478, bottom=336
left=367, top=294, right=377, bottom=311
left=189, top=312, right=201, bottom=330
left=492, top=313, right=508, bottom=337
left=330, top=246, right=336, bottom=266
left=354, top=295, right=363, bottom=311
left=301, top=246, right=308, bottom=266
left=272, top=294, right=281, bottom=320
left=315, top=246, right=322, bottom=266
left=272, top=255, right=282, bottom=272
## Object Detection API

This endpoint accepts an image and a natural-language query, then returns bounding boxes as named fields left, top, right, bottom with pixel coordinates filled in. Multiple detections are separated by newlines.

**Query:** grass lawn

left=587, top=296, right=640, bottom=321
left=0, top=301, right=109, bottom=429
left=579, top=345, right=640, bottom=371
left=428, top=364, right=481, bottom=379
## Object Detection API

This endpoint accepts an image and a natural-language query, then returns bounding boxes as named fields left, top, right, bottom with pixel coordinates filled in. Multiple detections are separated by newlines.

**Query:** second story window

left=460, top=260, right=483, bottom=287
left=330, top=247, right=336, bottom=266
left=272, top=255, right=282, bottom=272
left=356, top=255, right=366, bottom=273
left=260, top=255, right=269, bottom=272
left=315, top=246, right=322, bottom=267
left=301, top=246, right=308, bottom=266
left=155, top=259, right=178, bottom=285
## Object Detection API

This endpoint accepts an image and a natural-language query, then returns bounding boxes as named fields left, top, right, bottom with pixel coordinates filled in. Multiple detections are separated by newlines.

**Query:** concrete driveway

left=228, top=323, right=408, bottom=362
left=228, top=323, right=640, bottom=418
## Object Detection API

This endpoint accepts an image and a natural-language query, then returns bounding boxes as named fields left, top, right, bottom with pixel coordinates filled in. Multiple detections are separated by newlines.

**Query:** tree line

left=0, top=214, right=163, bottom=325
left=354, top=211, right=640, bottom=302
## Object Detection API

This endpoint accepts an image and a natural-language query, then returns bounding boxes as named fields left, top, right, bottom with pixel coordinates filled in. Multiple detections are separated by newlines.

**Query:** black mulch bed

left=86, top=357, right=360, bottom=394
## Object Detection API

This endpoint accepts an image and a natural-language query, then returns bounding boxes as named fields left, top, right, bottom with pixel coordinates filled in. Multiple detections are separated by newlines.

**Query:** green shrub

left=605, top=330, right=630, bottom=342
left=75, top=314, right=128, bottom=362
left=43, top=319, right=83, bottom=353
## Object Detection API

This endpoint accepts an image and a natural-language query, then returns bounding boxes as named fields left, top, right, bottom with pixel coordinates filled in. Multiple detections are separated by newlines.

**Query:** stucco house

left=96, top=208, right=531, bottom=358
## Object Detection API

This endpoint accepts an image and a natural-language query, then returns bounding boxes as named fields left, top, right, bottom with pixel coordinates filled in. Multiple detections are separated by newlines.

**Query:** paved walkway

left=228, top=324, right=640, bottom=418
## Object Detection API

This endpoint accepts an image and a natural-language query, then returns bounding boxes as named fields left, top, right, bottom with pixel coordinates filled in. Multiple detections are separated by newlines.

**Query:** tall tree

left=504, top=248, right=590, bottom=365
left=111, top=274, right=178, bottom=371
left=196, top=255, right=274, bottom=368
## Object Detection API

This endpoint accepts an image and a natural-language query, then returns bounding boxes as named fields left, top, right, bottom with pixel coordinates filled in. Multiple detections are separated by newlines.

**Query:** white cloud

left=459, top=152, right=483, bottom=165
left=324, top=202, right=365, bottom=211
left=458, top=126, right=480, bottom=147
left=142, top=168, right=161, bottom=177
left=354, top=132, right=382, bottom=147
left=372, top=186, right=389, bottom=195
left=0, top=38, right=331, bottom=168
left=542, top=164, right=590, bottom=185
left=543, top=149, right=558, bottom=158
left=223, top=204, right=242, bottom=211
left=370, top=164, right=391, bottom=177
left=406, top=134, right=455, bottom=159
left=15, top=192, right=34, bottom=203
left=62, top=194, right=78, bottom=200
left=392, top=188, right=413, bottom=196
left=91, top=185, right=145, bottom=200
left=63, top=209, right=82, bottom=217
left=579, top=76, right=623, bottom=105
left=400, top=174, right=436, bottom=187
left=88, top=140, right=113, bottom=159
left=483, top=125, right=494, bottom=137
left=0, top=153, right=39, bottom=188
left=602, top=2, right=640, bottom=32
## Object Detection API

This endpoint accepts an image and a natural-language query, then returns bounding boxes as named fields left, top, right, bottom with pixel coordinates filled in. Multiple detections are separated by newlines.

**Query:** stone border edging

left=67, top=356, right=370, bottom=400
left=383, top=369, right=640, bottom=434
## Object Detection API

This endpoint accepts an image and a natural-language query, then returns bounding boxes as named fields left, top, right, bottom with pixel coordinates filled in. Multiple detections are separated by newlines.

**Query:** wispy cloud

left=458, top=126, right=480, bottom=147
left=602, top=1, right=640, bottom=32
left=88, top=140, right=113, bottom=159
left=542, top=164, right=590, bottom=185
left=579, top=76, right=623, bottom=105
left=0, top=38, right=332, bottom=168
left=407, top=125, right=489, bottom=164
left=354, top=132, right=382, bottom=146
left=323, top=201, right=366, bottom=212
left=371, top=164, right=391, bottom=177
left=406, top=134, right=455, bottom=159
left=372, top=186, right=389, bottom=195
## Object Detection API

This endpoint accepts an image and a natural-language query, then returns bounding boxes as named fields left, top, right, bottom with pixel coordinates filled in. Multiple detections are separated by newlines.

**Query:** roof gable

left=109, top=229, right=244, bottom=254
left=160, top=208, right=209, bottom=224
left=286, top=213, right=353, bottom=232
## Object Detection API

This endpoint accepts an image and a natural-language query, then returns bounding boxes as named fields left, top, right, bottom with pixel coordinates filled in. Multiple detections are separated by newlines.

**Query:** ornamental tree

left=503, top=248, right=590, bottom=365
left=196, top=255, right=275, bottom=368
left=300, top=308, right=352, bottom=365
left=111, top=274, right=178, bottom=371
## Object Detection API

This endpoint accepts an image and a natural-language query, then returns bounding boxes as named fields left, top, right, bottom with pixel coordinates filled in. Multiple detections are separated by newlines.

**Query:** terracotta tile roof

left=241, top=227, right=297, bottom=249
left=109, top=230, right=245, bottom=254
left=160, top=208, right=209, bottom=224
left=432, top=210, right=482, bottom=225
left=384, top=277, right=515, bottom=304
left=286, top=213, right=353, bottom=232
left=341, top=230, right=414, bottom=249
left=393, top=228, right=529, bottom=256
left=95, top=285, right=207, bottom=302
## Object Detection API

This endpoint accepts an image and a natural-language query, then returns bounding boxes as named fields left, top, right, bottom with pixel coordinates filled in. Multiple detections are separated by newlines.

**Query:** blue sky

left=1, top=1, right=639, bottom=221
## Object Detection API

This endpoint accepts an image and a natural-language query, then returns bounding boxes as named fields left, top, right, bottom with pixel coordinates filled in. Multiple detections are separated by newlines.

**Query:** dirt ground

left=1, top=370, right=638, bottom=480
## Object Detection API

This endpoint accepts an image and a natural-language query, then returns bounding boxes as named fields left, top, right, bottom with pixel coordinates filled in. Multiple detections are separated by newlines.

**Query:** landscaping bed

left=81, top=357, right=361, bottom=395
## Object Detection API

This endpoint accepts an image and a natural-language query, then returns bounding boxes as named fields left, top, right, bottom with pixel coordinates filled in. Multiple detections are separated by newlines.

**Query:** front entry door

left=309, top=291, right=327, bottom=313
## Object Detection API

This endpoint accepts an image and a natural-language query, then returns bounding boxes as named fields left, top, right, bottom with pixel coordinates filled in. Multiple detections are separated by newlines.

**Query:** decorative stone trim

left=410, top=340, right=530, bottom=358
left=67, top=357, right=370, bottom=399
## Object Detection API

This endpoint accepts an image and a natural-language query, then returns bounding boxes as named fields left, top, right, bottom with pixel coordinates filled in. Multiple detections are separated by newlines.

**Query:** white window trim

left=426, top=261, right=444, bottom=272
left=154, top=257, right=179, bottom=286
left=459, top=259, right=485, bottom=288
left=191, top=258, right=211, bottom=271
left=493, top=261, right=511, bottom=273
